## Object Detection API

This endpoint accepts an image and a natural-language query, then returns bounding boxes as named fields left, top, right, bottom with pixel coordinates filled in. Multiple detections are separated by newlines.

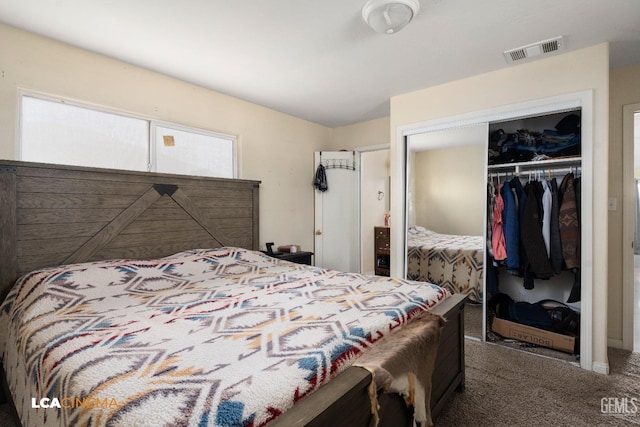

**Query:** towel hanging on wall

left=314, top=163, right=328, bottom=192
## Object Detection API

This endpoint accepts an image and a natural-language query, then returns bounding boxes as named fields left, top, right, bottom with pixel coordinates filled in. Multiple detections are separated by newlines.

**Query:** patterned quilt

left=0, top=247, right=449, bottom=427
left=407, top=226, right=483, bottom=302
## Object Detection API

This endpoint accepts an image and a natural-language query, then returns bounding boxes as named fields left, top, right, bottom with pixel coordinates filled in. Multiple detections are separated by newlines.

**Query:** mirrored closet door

left=405, top=124, right=487, bottom=339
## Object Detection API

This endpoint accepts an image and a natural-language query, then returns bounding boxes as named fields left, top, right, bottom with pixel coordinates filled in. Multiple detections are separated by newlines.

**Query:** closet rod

left=488, top=165, right=580, bottom=180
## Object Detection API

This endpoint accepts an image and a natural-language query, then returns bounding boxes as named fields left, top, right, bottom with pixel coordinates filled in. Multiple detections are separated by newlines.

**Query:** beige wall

left=330, top=116, right=390, bottom=150
left=0, top=23, right=332, bottom=252
left=412, top=145, right=486, bottom=236
left=608, top=63, right=640, bottom=343
left=390, top=44, right=610, bottom=370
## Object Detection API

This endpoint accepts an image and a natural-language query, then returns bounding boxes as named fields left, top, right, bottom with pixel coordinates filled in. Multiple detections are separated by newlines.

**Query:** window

left=152, top=123, right=235, bottom=178
left=19, top=94, right=237, bottom=178
left=20, top=96, right=148, bottom=171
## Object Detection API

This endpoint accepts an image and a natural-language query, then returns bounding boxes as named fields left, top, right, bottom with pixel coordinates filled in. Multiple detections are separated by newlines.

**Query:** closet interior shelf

left=319, top=151, right=357, bottom=171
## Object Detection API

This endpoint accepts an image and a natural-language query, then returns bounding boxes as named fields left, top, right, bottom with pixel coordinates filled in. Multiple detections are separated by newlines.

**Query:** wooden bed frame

left=0, top=160, right=465, bottom=426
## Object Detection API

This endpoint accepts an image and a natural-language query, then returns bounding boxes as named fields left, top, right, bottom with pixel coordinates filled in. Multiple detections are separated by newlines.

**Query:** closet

left=484, top=110, right=582, bottom=362
left=400, top=90, right=598, bottom=369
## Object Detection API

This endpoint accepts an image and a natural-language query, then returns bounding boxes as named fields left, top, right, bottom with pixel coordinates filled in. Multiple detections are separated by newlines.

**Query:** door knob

left=315, top=229, right=322, bottom=235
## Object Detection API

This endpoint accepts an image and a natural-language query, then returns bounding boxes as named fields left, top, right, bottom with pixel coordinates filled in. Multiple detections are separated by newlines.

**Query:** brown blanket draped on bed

left=354, top=311, right=445, bottom=427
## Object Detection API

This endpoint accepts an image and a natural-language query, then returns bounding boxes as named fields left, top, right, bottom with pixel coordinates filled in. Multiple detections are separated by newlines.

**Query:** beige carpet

left=1, top=340, right=638, bottom=427
left=434, top=340, right=640, bottom=426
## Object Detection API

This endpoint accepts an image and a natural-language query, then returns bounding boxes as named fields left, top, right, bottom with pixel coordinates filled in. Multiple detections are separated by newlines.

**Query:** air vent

left=541, top=39, right=560, bottom=53
left=504, top=36, right=564, bottom=63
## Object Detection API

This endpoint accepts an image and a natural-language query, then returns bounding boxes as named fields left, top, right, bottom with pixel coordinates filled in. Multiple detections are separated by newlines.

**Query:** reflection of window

left=19, top=94, right=237, bottom=178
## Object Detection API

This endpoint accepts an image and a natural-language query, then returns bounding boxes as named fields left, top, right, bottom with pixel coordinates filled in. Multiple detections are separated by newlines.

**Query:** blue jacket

left=501, top=181, right=520, bottom=272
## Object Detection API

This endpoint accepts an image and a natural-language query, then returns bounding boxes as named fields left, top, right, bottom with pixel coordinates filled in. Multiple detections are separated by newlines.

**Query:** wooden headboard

left=0, top=160, right=260, bottom=297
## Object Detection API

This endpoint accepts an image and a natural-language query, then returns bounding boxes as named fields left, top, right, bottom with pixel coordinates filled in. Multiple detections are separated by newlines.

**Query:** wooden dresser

left=374, top=226, right=390, bottom=276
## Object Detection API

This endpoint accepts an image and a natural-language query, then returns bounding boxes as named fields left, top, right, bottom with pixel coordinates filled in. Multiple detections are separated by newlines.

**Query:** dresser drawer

left=375, top=237, right=390, bottom=252
left=375, top=227, right=390, bottom=238
left=374, top=227, right=390, bottom=252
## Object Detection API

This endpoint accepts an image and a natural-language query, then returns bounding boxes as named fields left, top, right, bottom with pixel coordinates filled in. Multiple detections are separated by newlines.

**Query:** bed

left=0, top=160, right=466, bottom=427
left=407, top=226, right=483, bottom=303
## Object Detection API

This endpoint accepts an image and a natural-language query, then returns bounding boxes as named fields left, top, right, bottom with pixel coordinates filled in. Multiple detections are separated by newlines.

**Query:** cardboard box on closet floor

left=491, top=317, right=577, bottom=354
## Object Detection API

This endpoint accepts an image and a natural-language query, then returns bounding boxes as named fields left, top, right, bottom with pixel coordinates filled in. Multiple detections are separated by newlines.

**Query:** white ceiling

left=1, top=0, right=639, bottom=128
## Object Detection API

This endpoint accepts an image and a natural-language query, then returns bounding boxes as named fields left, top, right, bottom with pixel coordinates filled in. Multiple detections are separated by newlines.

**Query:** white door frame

left=621, top=102, right=640, bottom=351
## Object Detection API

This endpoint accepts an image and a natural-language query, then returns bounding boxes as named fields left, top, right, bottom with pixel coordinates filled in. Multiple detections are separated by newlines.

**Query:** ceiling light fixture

left=362, top=0, right=420, bottom=35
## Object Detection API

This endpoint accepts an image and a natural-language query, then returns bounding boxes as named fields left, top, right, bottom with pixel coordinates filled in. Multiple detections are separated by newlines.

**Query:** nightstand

left=267, top=251, right=314, bottom=265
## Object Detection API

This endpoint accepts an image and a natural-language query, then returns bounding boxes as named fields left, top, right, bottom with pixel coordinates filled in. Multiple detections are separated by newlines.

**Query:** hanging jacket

left=532, top=180, right=545, bottom=226
left=313, top=163, right=328, bottom=192
left=541, top=180, right=552, bottom=256
left=549, top=178, right=564, bottom=273
left=559, top=173, right=580, bottom=269
left=509, top=176, right=527, bottom=221
left=501, top=181, right=520, bottom=272
left=509, top=176, right=527, bottom=277
left=487, top=182, right=496, bottom=258
left=521, top=182, right=553, bottom=280
left=492, top=184, right=507, bottom=261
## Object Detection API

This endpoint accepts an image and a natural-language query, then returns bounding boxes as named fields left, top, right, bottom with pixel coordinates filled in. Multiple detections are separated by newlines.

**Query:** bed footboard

left=271, top=293, right=467, bottom=426
left=429, top=293, right=467, bottom=418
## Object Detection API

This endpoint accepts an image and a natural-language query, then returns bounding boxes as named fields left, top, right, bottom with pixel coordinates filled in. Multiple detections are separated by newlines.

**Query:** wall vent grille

left=504, top=36, right=564, bottom=63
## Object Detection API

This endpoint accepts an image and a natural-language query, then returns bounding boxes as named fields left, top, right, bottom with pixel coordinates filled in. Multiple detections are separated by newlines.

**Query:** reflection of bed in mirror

left=405, top=125, right=488, bottom=304
left=407, top=225, right=483, bottom=303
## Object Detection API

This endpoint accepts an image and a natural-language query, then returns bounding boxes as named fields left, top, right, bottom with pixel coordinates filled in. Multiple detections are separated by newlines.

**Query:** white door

left=314, top=151, right=360, bottom=272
